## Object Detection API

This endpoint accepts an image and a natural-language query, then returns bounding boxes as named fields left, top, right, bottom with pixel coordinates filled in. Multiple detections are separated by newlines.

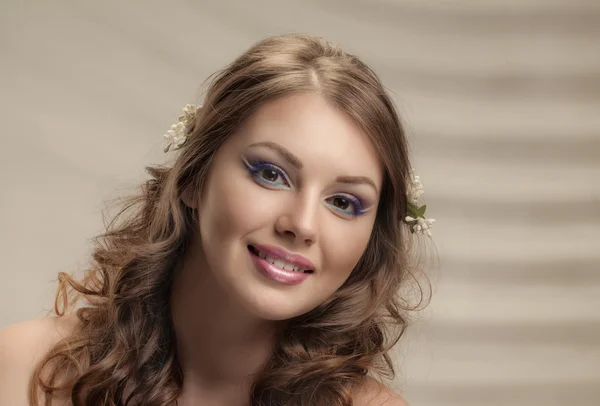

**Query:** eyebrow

left=335, top=175, right=378, bottom=193
left=248, top=141, right=378, bottom=193
left=248, top=141, right=304, bottom=169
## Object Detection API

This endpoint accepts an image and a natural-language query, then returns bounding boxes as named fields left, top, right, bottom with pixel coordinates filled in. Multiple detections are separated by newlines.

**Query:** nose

left=274, top=193, right=318, bottom=246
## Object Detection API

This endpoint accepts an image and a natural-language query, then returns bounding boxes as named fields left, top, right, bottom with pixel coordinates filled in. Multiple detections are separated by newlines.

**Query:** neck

left=170, top=232, right=278, bottom=402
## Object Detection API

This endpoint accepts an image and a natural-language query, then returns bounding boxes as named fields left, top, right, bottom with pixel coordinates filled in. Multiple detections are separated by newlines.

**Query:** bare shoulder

left=0, top=316, right=78, bottom=406
left=352, top=377, right=409, bottom=406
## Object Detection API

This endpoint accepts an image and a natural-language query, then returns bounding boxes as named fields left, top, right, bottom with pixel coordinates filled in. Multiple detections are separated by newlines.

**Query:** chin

left=239, top=285, right=319, bottom=322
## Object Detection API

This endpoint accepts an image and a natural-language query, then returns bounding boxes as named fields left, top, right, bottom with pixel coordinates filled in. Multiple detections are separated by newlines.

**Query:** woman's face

left=193, top=93, right=383, bottom=320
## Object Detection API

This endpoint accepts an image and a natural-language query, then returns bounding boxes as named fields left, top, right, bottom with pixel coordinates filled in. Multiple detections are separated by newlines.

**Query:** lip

left=250, top=243, right=315, bottom=271
left=249, top=252, right=311, bottom=285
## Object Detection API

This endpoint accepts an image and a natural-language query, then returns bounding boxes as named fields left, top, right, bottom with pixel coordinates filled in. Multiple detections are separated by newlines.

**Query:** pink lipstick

left=248, top=244, right=314, bottom=285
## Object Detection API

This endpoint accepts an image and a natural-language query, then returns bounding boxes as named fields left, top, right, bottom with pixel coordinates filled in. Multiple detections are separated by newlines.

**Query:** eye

left=325, top=194, right=367, bottom=217
left=332, top=197, right=350, bottom=210
left=244, top=159, right=291, bottom=189
left=257, top=167, right=287, bottom=185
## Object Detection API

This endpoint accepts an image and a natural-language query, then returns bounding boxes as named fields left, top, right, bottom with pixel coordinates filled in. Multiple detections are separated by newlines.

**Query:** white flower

left=164, top=122, right=187, bottom=148
left=163, top=104, right=199, bottom=151
left=178, top=104, right=197, bottom=126
left=407, top=169, right=425, bottom=205
left=404, top=215, right=436, bottom=237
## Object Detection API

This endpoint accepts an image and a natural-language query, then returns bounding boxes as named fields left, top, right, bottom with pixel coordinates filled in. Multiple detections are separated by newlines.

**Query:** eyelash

left=243, top=159, right=368, bottom=217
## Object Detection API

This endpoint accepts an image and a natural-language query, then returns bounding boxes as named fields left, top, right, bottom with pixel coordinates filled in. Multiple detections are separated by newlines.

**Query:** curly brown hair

left=30, top=33, right=429, bottom=406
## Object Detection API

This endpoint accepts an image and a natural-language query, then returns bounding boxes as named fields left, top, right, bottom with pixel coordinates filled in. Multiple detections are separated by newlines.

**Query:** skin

left=0, top=92, right=408, bottom=405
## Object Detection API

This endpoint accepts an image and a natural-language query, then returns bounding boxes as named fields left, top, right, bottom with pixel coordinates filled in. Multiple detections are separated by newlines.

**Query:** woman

left=0, top=34, right=434, bottom=405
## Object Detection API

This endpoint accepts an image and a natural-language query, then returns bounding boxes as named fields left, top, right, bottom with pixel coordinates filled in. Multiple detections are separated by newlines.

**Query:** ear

left=181, top=185, right=199, bottom=209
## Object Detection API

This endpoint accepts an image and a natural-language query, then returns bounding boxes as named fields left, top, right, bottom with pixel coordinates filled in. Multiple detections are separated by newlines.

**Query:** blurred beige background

left=1, top=1, right=599, bottom=405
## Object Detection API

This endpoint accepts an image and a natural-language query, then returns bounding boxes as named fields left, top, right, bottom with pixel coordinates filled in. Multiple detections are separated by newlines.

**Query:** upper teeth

left=257, top=250, right=308, bottom=272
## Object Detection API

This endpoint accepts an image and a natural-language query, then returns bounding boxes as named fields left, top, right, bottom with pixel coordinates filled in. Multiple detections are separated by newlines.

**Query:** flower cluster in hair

left=404, top=170, right=436, bottom=237
left=163, top=104, right=198, bottom=152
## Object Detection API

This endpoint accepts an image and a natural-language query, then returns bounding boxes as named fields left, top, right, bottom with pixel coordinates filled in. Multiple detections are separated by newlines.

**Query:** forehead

left=230, top=93, right=383, bottom=185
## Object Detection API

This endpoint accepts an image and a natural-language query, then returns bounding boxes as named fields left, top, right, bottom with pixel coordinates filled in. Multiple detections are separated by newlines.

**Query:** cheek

left=198, top=174, right=277, bottom=245
left=322, top=218, right=375, bottom=277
